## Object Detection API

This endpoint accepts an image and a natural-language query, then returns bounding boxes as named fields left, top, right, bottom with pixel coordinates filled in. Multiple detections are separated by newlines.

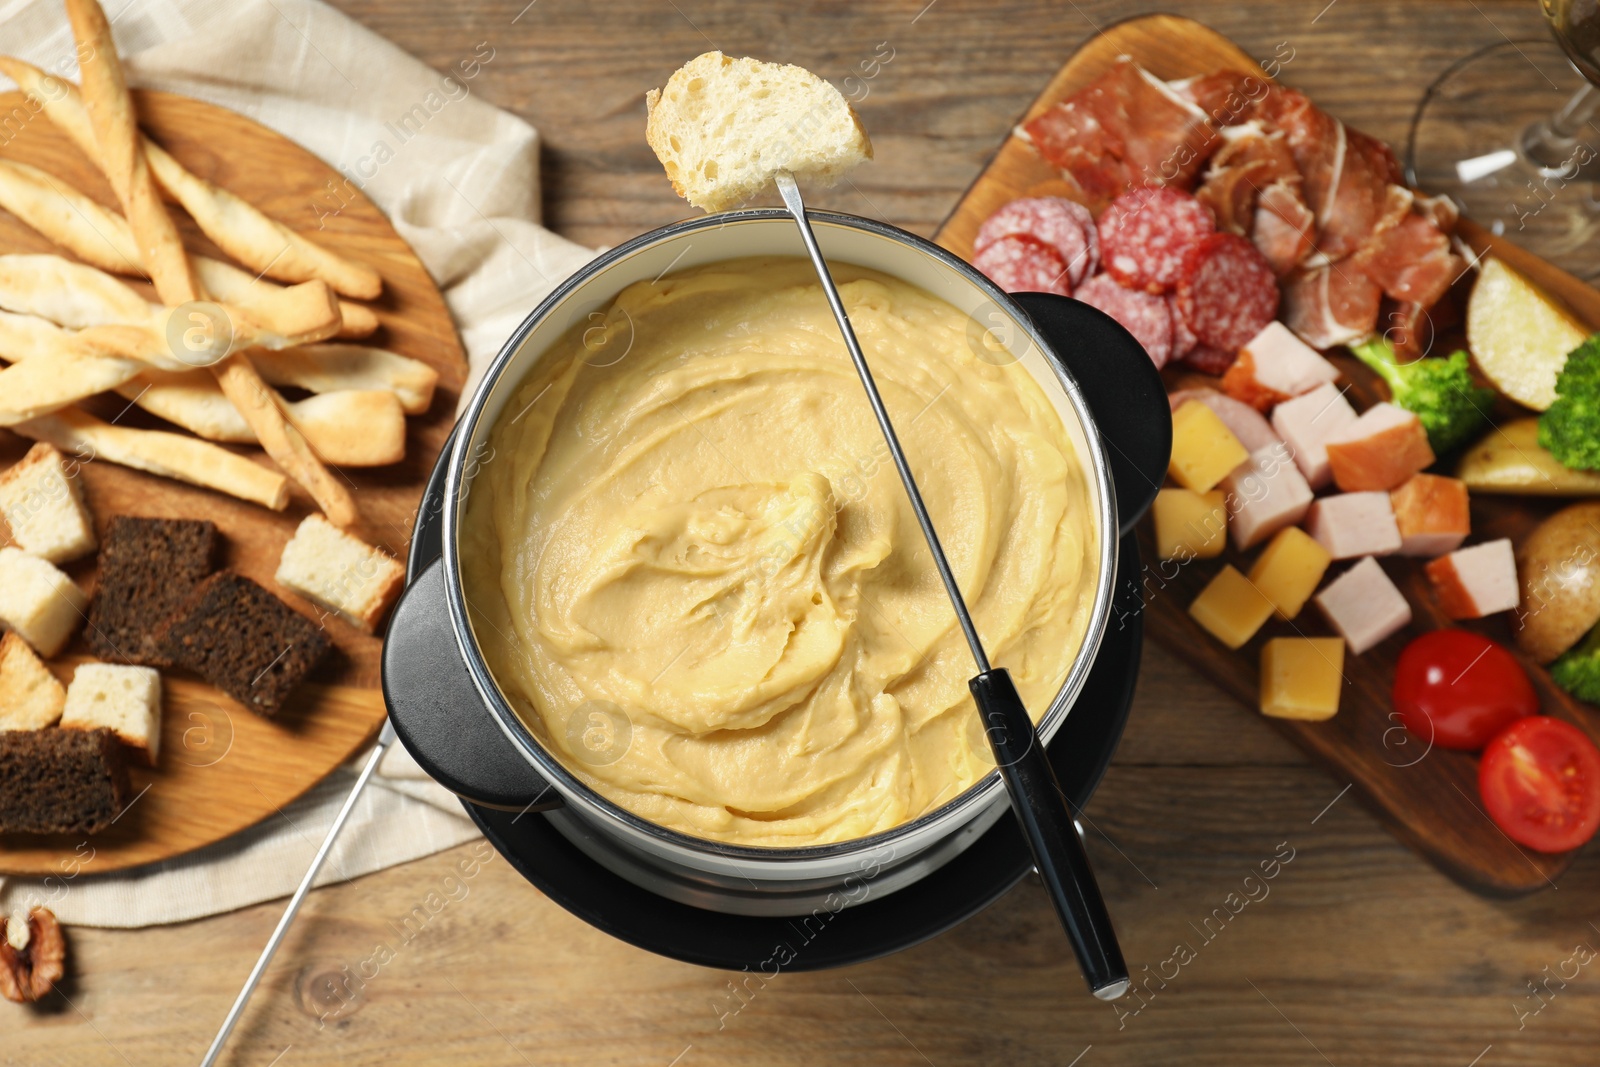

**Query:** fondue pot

left=383, top=210, right=1170, bottom=945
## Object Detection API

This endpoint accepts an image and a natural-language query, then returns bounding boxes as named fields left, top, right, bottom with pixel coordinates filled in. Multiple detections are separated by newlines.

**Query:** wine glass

left=1406, top=0, right=1600, bottom=280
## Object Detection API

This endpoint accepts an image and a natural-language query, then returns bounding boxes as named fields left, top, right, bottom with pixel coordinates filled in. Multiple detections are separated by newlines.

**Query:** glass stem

left=1522, top=82, right=1600, bottom=171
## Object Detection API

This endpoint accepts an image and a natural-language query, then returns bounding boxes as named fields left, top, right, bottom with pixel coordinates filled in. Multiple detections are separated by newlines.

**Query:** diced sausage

left=1426, top=539, right=1519, bottom=619
left=1315, top=556, right=1413, bottom=655
left=1389, top=474, right=1470, bottom=557
left=1324, top=402, right=1436, bottom=492
left=1305, top=492, right=1403, bottom=559
left=1222, top=442, right=1313, bottom=550
left=1270, top=381, right=1358, bottom=488
left=1220, top=321, right=1340, bottom=411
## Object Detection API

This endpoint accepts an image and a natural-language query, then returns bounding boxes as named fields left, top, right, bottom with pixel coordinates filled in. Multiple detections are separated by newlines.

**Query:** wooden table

left=15, top=1, right=1600, bottom=1063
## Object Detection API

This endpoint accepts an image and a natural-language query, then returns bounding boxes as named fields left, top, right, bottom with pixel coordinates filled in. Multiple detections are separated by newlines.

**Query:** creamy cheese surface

left=462, top=257, right=1097, bottom=847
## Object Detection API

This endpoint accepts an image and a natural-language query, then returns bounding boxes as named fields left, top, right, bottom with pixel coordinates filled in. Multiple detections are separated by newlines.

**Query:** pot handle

left=1012, top=292, right=1172, bottom=537
left=383, top=557, right=562, bottom=814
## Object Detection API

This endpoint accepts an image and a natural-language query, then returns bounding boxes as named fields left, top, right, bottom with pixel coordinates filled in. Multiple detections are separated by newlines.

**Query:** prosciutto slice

left=1020, top=57, right=1215, bottom=201
left=1283, top=264, right=1383, bottom=348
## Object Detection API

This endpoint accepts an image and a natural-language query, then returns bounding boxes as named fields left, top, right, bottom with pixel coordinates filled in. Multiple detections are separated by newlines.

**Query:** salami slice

left=1074, top=274, right=1173, bottom=368
left=1168, top=292, right=1197, bottom=359
left=1098, top=187, right=1216, bottom=293
left=975, top=197, right=1097, bottom=286
left=972, top=234, right=1072, bottom=296
left=1175, top=233, right=1279, bottom=353
left=1180, top=344, right=1239, bottom=376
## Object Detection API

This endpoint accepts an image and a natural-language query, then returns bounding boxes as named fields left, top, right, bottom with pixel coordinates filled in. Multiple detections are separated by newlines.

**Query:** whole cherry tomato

left=1393, top=630, right=1537, bottom=751
left=1479, top=717, right=1600, bottom=853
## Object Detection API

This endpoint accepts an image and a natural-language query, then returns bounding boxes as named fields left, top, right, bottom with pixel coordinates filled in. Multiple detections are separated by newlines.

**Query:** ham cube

left=1270, top=382, right=1358, bottom=488
left=1220, top=321, right=1340, bottom=411
left=1305, top=492, right=1402, bottom=559
left=1425, top=539, right=1519, bottom=619
left=1389, top=474, right=1470, bottom=557
left=1222, top=442, right=1313, bottom=550
left=1324, top=402, right=1435, bottom=492
left=1315, top=556, right=1413, bottom=654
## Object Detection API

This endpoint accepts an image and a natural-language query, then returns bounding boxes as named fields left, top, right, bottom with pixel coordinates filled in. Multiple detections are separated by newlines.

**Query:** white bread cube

left=60, top=662, right=162, bottom=766
left=0, top=546, right=87, bottom=657
left=0, top=631, right=66, bottom=730
left=1315, top=557, right=1413, bottom=655
left=0, top=443, right=97, bottom=563
left=645, top=52, right=873, bottom=213
left=276, top=514, right=406, bottom=632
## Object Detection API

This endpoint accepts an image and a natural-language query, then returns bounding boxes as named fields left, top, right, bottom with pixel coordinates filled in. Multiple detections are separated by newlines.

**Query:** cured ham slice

left=1253, top=181, right=1317, bottom=275
left=1282, top=264, right=1383, bottom=348
left=1020, top=57, right=1215, bottom=201
left=1313, top=126, right=1394, bottom=261
left=1172, top=70, right=1270, bottom=127
left=1357, top=213, right=1463, bottom=308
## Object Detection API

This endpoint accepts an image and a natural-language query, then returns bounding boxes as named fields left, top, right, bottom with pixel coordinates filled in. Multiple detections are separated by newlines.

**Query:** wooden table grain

left=14, top=1, right=1600, bottom=1064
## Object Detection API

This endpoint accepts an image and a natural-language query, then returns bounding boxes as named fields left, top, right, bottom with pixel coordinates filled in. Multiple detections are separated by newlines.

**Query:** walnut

left=0, top=908, right=65, bottom=1004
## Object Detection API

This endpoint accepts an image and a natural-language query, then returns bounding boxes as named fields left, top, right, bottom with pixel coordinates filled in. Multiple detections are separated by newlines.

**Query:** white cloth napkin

left=0, top=0, right=599, bottom=926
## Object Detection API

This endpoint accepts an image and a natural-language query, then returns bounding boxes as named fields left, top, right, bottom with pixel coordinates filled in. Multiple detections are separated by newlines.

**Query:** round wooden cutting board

left=0, top=90, right=467, bottom=876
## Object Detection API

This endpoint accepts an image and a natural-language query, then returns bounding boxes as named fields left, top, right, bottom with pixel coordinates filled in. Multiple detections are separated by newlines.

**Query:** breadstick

left=62, top=0, right=357, bottom=526
left=13, top=407, right=290, bottom=510
left=0, top=55, right=382, bottom=299
left=0, top=160, right=377, bottom=337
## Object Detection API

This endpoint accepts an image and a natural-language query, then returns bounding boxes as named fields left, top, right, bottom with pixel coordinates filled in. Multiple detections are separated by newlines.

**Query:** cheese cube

left=1389, top=474, right=1470, bottom=558
left=1248, top=527, right=1332, bottom=620
left=1169, top=400, right=1250, bottom=493
left=1270, top=382, right=1358, bottom=488
left=1426, top=538, right=1519, bottom=619
left=1305, top=492, right=1402, bottom=559
left=0, top=546, right=87, bottom=657
left=1189, top=565, right=1276, bottom=650
left=61, top=662, right=162, bottom=766
left=1222, top=443, right=1313, bottom=550
left=0, top=631, right=66, bottom=731
left=1260, top=637, right=1345, bottom=721
left=0, top=443, right=97, bottom=563
left=1153, top=488, right=1227, bottom=560
left=1315, top=557, right=1412, bottom=655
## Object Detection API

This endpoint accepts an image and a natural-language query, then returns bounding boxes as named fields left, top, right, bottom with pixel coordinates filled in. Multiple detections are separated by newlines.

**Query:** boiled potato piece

left=1467, top=257, right=1588, bottom=410
left=1457, top=418, right=1600, bottom=496
left=1516, top=502, right=1600, bottom=663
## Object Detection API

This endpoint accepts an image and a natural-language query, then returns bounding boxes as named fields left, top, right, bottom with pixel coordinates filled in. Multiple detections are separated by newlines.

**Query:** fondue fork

left=775, top=172, right=1129, bottom=1001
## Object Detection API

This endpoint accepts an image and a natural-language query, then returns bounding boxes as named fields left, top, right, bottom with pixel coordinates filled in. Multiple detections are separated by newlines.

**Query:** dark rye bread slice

left=0, top=728, right=131, bottom=835
left=86, top=517, right=219, bottom=667
left=155, top=572, right=332, bottom=717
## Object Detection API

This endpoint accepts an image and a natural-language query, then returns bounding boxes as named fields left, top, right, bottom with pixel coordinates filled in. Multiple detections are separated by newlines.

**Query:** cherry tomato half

left=1479, top=717, right=1600, bottom=853
left=1393, top=631, right=1538, bottom=751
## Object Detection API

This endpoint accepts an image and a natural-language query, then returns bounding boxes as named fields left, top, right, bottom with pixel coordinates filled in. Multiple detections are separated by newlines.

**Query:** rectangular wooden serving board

left=933, top=14, right=1600, bottom=896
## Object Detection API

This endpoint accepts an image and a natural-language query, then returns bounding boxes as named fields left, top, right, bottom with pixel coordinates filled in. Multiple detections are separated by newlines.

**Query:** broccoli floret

left=1538, top=334, right=1600, bottom=471
left=1350, top=339, right=1496, bottom=455
left=1552, top=624, right=1600, bottom=705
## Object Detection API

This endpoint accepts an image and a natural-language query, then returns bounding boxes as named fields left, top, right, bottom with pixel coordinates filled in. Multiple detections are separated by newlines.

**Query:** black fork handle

left=971, top=667, right=1129, bottom=1000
